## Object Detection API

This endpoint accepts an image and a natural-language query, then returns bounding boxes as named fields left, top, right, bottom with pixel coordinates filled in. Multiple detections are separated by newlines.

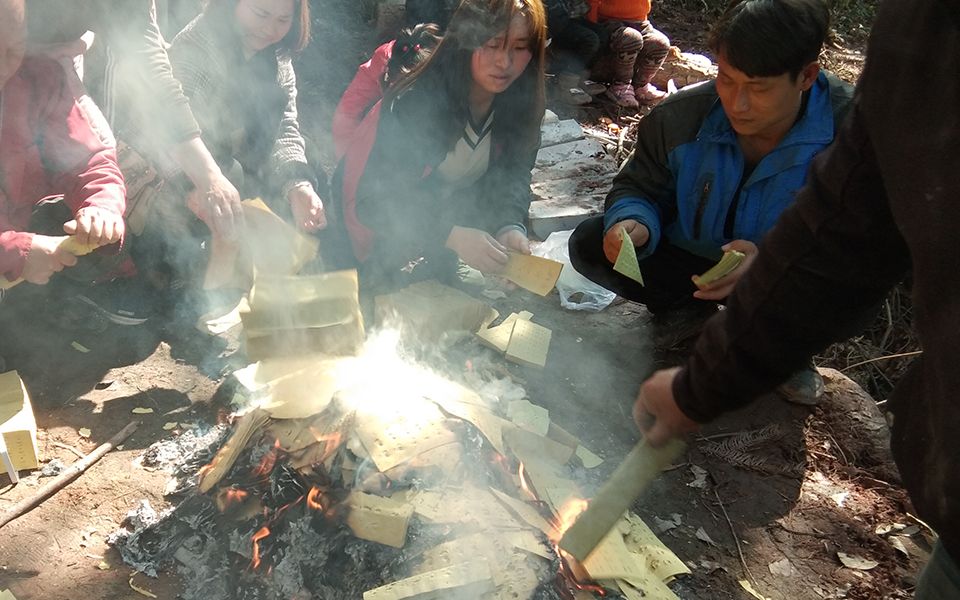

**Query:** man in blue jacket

left=569, top=0, right=852, bottom=401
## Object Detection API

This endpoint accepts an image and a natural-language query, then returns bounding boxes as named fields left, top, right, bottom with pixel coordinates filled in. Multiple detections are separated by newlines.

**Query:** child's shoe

left=605, top=82, right=639, bottom=109
left=635, top=83, right=668, bottom=105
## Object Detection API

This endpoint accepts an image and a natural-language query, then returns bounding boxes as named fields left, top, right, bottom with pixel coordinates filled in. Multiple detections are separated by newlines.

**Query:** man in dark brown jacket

left=633, top=0, right=960, bottom=595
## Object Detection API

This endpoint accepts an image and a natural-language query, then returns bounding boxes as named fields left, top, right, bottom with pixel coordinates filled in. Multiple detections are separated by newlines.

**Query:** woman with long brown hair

left=336, top=0, right=547, bottom=290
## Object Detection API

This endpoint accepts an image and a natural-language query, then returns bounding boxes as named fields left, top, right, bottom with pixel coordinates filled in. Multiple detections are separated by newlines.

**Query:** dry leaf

left=739, top=579, right=770, bottom=600
left=837, top=552, right=879, bottom=570
left=695, top=527, right=717, bottom=546
left=687, top=465, right=708, bottom=489
left=78, top=428, right=91, bottom=438
left=888, top=536, right=910, bottom=558
left=129, top=573, right=158, bottom=598
left=768, top=558, right=796, bottom=577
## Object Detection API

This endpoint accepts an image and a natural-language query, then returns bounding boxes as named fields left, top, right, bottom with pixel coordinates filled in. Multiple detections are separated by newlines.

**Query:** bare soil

left=1, top=2, right=928, bottom=599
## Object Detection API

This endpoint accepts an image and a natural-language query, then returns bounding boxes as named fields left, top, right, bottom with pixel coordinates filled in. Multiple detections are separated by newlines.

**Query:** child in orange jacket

left=587, top=0, right=670, bottom=108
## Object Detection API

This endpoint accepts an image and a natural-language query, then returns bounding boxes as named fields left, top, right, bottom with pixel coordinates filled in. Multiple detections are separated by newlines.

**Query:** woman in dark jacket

left=337, top=0, right=547, bottom=290
left=167, top=0, right=324, bottom=233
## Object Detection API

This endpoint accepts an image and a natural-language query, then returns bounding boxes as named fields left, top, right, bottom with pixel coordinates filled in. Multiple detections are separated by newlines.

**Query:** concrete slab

left=529, top=174, right=612, bottom=239
left=540, top=119, right=584, bottom=148
left=535, top=138, right=605, bottom=168
left=531, top=155, right=617, bottom=183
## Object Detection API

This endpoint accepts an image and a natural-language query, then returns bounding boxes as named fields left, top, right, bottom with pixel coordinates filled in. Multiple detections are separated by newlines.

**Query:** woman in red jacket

left=336, top=0, right=547, bottom=292
left=332, top=24, right=441, bottom=161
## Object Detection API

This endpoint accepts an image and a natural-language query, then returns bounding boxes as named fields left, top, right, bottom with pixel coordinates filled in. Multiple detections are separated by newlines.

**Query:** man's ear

left=798, top=61, right=820, bottom=91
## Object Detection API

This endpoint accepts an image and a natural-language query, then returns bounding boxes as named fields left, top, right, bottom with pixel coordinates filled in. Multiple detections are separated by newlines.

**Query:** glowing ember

left=251, top=526, right=271, bottom=570
left=306, top=486, right=326, bottom=511
left=252, top=440, right=280, bottom=477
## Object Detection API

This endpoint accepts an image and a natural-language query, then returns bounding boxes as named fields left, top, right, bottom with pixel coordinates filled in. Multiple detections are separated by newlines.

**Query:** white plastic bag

left=533, top=230, right=617, bottom=312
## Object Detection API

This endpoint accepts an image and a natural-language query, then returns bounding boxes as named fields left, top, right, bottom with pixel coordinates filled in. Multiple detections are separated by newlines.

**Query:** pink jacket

left=332, top=41, right=394, bottom=161
left=0, top=57, right=126, bottom=281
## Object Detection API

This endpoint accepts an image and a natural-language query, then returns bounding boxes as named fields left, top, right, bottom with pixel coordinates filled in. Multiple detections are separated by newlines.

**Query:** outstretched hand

left=602, top=219, right=650, bottom=264
left=63, top=207, right=124, bottom=247
left=22, top=234, right=80, bottom=285
left=187, top=170, right=244, bottom=239
left=692, top=239, right=758, bottom=301
left=446, top=226, right=509, bottom=274
left=497, top=228, right=530, bottom=255
left=633, top=367, right=700, bottom=447
left=289, top=184, right=328, bottom=232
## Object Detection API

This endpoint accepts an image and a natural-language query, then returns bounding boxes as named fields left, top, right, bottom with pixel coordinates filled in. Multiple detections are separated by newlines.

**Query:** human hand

left=692, top=239, right=758, bottom=301
left=603, top=219, right=650, bottom=264
left=633, top=367, right=700, bottom=447
left=445, top=226, right=509, bottom=274
left=288, top=184, right=327, bottom=232
left=186, top=169, right=243, bottom=239
left=497, top=228, right=530, bottom=255
left=63, top=207, right=125, bottom=247
left=21, top=234, right=80, bottom=285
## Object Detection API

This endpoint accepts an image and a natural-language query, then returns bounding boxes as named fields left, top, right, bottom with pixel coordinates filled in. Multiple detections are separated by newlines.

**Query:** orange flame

left=217, top=487, right=249, bottom=512
left=306, top=486, right=326, bottom=511
left=518, top=462, right=537, bottom=501
left=251, top=526, right=271, bottom=570
left=307, top=429, right=343, bottom=464
left=550, top=497, right=589, bottom=544
left=252, top=440, right=280, bottom=477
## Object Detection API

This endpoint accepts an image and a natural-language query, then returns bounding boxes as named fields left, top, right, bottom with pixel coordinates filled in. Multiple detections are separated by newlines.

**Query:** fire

left=550, top=497, right=589, bottom=545
left=251, top=526, right=271, bottom=570
left=252, top=440, right=280, bottom=477
left=518, top=462, right=537, bottom=501
left=307, top=429, right=343, bottom=463
left=306, top=486, right=327, bottom=511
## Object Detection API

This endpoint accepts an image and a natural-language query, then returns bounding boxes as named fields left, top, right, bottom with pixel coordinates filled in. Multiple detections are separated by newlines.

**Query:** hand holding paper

left=613, top=227, right=645, bottom=285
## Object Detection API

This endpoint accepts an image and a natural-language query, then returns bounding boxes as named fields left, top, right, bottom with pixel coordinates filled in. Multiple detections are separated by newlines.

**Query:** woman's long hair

left=204, top=0, right=311, bottom=54
left=388, top=0, right=547, bottom=157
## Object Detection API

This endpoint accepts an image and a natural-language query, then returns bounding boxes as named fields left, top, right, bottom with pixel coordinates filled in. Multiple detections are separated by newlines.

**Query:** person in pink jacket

left=332, top=24, right=440, bottom=160
left=0, top=0, right=125, bottom=288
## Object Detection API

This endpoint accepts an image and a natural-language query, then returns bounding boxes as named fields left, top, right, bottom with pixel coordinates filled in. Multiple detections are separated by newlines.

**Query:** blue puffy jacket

left=603, top=72, right=854, bottom=260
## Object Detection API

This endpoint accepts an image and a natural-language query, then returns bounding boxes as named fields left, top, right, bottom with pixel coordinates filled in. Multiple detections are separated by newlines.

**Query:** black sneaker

left=75, top=277, right=156, bottom=326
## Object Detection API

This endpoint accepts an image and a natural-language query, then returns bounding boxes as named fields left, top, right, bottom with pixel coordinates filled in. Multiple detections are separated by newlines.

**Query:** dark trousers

left=916, top=542, right=960, bottom=600
left=550, top=18, right=602, bottom=76
left=568, top=216, right=716, bottom=314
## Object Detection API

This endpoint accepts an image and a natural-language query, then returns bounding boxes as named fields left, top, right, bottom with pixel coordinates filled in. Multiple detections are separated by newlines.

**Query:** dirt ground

left=1, top=2, right=931, bottom=599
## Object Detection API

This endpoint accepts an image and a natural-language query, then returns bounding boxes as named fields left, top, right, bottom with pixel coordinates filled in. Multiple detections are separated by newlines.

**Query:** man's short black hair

left=708, top=0, right=829, bottom=78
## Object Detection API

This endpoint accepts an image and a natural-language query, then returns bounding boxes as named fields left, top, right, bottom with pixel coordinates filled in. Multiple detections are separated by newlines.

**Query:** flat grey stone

left=535, top=138, right=605, bottom=168
left=540, top=119, right=584, bottom=148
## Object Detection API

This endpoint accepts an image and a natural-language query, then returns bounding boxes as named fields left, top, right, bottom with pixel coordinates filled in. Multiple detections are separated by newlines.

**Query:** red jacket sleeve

left=34, top=61, right=126, bottom=222
left=332, top=41, right=393, bottom=161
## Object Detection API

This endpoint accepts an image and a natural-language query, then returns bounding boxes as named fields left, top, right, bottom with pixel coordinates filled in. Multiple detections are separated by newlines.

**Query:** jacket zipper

left=693, top=179, right=711, bottom=240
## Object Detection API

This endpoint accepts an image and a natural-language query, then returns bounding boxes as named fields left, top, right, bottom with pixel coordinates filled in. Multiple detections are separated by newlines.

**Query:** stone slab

left=540, top=119, right=584, bottom=148
left=535, top=138, right=604, bottom=168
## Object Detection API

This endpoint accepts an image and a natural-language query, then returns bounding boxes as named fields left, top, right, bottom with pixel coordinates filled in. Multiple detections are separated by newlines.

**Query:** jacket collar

left=697, top=71, right=835, bottom=148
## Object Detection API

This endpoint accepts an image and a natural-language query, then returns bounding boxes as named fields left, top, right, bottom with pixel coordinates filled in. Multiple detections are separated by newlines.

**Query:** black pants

left=568, top=216, right=717, bottom=314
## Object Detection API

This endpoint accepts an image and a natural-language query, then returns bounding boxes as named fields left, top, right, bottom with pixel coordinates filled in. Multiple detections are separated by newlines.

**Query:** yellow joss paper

left=613, top=227, right=644, bottom=285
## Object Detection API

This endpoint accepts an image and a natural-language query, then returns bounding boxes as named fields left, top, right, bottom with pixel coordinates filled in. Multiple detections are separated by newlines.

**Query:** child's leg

left=604, top=22, right=645, bottom=108
left=632, top=21, right=670, bottom=93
